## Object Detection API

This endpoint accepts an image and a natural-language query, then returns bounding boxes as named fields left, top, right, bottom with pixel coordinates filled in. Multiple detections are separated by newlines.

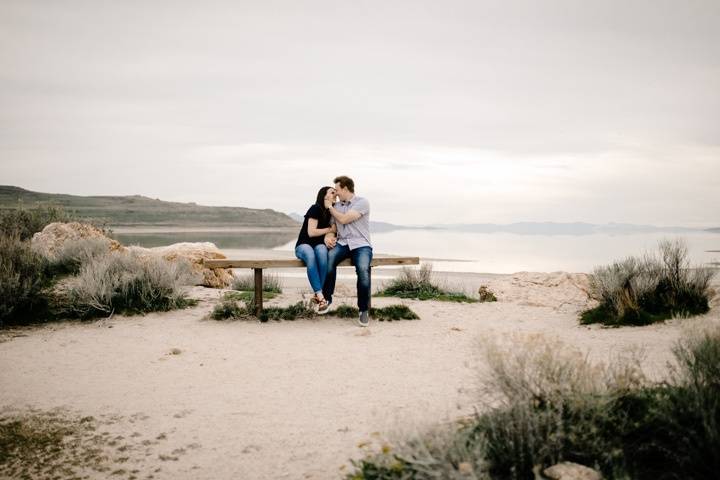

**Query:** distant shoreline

left=112, top=226, right=297, bottom=234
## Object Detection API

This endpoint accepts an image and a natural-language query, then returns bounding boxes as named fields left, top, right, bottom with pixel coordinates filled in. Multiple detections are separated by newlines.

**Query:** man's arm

left=327, top=207, right=361, bottom=225
left=324, top=198, right=367, bottom=225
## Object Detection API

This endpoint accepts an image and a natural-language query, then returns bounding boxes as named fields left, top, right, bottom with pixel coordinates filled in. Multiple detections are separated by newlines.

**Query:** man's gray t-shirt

left=333, top=195, right=371, bottom=250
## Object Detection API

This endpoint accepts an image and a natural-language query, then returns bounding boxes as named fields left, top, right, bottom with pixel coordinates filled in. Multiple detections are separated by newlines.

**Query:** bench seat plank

left=204, top=256, right=419, bottom=269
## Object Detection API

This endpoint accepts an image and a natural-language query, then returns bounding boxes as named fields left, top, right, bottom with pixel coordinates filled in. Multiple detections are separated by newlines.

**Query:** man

left=319, top=175, right=372, bottom=327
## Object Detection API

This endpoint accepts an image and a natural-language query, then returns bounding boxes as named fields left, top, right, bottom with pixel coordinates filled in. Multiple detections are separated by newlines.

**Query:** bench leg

left=254, top=268, right=263, bottom=315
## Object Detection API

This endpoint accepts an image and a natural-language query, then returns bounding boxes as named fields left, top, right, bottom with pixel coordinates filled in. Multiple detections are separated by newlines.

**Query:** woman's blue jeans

left=295, top=243, right=329, bottom=294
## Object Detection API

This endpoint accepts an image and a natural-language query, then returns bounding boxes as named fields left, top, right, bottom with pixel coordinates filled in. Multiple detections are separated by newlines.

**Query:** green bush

left=582, top=239, right=715, bottom=326
left=0, top=206, right=73, bottom=241
left=64, top=252, right=197, bottom=318
left=0, top=235, right=51, bottom=326
left=378, top=265, right=477, bottom=303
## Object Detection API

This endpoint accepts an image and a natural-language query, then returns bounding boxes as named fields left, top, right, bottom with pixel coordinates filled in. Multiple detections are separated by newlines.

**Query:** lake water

left=112, top=228, right=720, bottom=274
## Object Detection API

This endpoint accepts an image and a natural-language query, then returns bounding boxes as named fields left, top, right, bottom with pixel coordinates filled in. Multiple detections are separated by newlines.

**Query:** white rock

left=544, top=462, right=602, bottom=480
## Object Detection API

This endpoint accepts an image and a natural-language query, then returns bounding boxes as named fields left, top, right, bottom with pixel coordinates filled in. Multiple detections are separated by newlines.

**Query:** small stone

left=544, top=462, right=602, bottom=480
left=458, top=462, right=473, bottom=475
left=169, top=348, right=182, bottom=355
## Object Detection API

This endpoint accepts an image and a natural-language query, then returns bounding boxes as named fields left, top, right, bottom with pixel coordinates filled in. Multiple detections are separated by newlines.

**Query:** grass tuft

left=333, top=304, right=420, bottom=321
left=377, top=265, right=477, bottom=302
left=231, top=272, right=282, bottom=293
left=210, top=293, right=313, bottom=322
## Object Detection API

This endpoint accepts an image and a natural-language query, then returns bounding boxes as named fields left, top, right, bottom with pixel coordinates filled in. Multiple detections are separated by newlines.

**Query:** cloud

left=1, top=0, right=718, bottom=226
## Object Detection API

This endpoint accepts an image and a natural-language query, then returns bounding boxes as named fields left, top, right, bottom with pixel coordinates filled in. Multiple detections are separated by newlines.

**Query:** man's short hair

left=333, top=175, right=355, bottom=193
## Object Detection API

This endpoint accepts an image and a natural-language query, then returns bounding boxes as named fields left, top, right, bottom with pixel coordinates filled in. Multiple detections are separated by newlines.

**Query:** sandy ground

left=1, top=263, right=719, bottom=480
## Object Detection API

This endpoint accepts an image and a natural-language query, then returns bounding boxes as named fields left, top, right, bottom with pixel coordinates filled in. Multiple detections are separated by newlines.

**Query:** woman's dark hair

left=315, top=186, right=332, bottom=223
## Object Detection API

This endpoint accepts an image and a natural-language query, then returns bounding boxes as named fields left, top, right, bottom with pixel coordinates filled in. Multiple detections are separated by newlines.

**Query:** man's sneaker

left=357, top=310, right=369, bottom=327
left=317, top=300, right=331, bottom=315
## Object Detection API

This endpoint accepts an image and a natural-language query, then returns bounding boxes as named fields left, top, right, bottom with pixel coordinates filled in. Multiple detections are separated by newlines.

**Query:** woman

left=295, top=186, right=336, bottom=310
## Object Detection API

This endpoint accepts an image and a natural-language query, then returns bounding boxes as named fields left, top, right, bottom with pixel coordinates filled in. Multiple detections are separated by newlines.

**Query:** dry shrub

left=44, top=237, right=112, bottom=275
left=0, top=234, right=50, bottom=326
left=65, top=251, right=198, bottom=317
left=348, top=424, right=488, bottom=479
left=583, top=239, right=715, bottom=325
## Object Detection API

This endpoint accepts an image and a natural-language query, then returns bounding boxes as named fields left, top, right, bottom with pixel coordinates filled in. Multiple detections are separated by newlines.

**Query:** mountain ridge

left=0, top=185, right=297, bottom=228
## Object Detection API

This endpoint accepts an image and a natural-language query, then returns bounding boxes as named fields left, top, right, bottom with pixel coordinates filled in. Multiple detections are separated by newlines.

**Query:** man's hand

left=324, top=198, right=333, bottom=209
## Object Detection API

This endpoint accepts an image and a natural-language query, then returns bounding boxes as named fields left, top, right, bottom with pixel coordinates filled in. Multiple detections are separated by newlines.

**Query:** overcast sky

left=1, top=0, right=718, bottom=226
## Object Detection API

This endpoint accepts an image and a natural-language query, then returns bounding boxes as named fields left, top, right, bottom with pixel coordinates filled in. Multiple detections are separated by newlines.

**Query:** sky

left=1, top=0, right=718, bottom=227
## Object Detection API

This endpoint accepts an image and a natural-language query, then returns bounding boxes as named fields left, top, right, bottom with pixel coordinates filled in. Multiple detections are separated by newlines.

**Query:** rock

left=478, top=285, right=498, bottom=302
left=31, top=222, right=124, bottom=258
left=543, top=462, right=602, bottom=480
left=129, top=242, right=233, bottom=289
left=458, top=462, right=474, bottom=475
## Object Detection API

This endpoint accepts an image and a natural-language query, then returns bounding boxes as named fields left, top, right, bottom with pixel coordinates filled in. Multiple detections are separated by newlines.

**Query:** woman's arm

left=307, top=218, right=333, bottom=237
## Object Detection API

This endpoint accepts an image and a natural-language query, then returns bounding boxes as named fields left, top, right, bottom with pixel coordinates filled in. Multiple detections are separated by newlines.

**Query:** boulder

left=31, top=222, right=124, bottom=258
left=543, top=462, right=602, bottom=480
left=129, top=242, right=233, bottom=289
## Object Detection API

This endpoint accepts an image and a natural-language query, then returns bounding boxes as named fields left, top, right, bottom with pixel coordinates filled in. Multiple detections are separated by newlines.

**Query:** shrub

left=378, top=265, right=477, bottom=303
left=0, top=206, right=74, bottom=241
left=470, top=336, right=645, bottom=479
left=231, top=272, right=282, bottom=293
left=0, top=235, right=50, bottom=326
left=64, top=252, right=198, bottom=318
left=348, top=328, right=720, bottom=480
left=582, top=239, right=715, bottom=326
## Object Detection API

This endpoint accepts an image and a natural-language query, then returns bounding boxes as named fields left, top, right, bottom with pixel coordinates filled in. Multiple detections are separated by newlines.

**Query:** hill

left=0, top=186, right=297, bottom=228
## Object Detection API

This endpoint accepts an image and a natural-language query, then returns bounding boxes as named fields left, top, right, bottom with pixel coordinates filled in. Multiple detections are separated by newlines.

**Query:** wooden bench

left=204, top=256, right=420, bottom=314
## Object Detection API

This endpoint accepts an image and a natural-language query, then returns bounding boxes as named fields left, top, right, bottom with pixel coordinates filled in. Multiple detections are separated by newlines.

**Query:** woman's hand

left=324, top=232, right=337, bottom=249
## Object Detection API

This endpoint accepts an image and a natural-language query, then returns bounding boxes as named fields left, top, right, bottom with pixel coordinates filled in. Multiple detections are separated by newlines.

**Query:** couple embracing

left=294, top=175, right=372, bottom=327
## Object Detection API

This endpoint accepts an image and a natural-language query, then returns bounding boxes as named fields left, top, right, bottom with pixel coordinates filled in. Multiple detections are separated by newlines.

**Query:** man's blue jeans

left=323, top=244, right=373, bottom=312
left=295, top=243, right=329, bottom=293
